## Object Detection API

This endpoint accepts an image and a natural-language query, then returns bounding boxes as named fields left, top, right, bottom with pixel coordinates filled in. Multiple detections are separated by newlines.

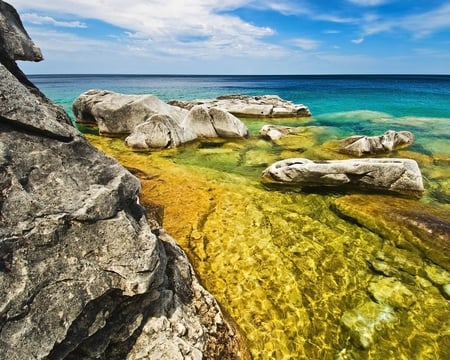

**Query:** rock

left=341, top=301, right=396, bottom=349
left=338, top=130, right=415, bottom=156
left=124, top=105, right=248, bottom=151
left=208, top=107, right=249, bottom=138
left=368, top=277, right=416, bottom=309
left=333, top=194, right=450, bottom=272
left=125, top=114, right=197, bottom=150
left=261, top=157, right=424, bottom=197
left=259, top=124, right=302, bottom=141
left=169, top=94, right=312, bottom=118
left=0, top=2, right=244, bottom=359
left=72, top=89, right=188, bottom=135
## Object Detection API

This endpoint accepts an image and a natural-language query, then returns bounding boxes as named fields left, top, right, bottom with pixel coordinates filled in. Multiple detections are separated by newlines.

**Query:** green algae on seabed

left=83, top=116, right=450, bottom=360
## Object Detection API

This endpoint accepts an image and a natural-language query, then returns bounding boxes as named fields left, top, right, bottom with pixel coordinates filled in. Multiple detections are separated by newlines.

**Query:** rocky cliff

left=0, top=1, right=245, bottom=359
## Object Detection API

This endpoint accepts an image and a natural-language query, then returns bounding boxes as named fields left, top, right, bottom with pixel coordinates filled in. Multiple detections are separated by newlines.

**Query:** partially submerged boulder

left=261, top=157, right=424, bottom=197
left=338, top=130, right=414, bottom=156
left=259, top=124, right=302, bottom=141
left=73, top=89, right=188, bottom=135
left=169, top=94, right=312, bottom=118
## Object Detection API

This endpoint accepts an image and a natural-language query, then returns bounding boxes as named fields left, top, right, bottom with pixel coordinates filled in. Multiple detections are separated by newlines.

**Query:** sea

left=29, top=74, right=450, bottom=359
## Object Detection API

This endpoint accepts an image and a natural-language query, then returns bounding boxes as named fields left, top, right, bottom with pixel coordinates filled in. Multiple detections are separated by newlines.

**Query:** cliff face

left=0, top=1, right=244, bottom=359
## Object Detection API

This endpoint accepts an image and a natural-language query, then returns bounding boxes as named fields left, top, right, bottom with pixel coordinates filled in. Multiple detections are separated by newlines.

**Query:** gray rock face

left=261, top=157, right=424, bottom=197
left=169, top=94, right=312, bottom=118
left=338, top=130, right=414, bottom=156
left=0, top=1, right=42, bottom=61
left=125, top=114, right=197, bottom=150
left=73, top=89, right=188, bottom=135
left=0, top=2, right=243, bottom=359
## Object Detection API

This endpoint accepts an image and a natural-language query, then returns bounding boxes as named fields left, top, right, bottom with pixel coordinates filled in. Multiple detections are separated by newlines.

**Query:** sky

left=9, top=0, right=450, bottom=74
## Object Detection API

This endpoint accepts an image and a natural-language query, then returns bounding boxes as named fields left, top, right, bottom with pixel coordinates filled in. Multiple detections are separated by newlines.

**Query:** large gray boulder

left=261, top=157, right=424, bottom=197
left=169, top=94, right=312, bottom=118
left=124, top=105, right=249, bottom=151
left=338, top=130, right=414, bottom=156
left=0, top=2, right=243, bottom=359
left=125, top=114, right=197, bottom=150
left=73, top=89, right=188, bottom=135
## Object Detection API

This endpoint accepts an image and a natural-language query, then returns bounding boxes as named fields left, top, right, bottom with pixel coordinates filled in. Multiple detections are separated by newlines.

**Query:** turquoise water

left=30, top=74, right=450, bottom=158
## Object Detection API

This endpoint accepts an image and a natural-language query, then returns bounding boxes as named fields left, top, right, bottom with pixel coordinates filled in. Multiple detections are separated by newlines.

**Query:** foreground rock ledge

left=0, top=1, right=246, bottom=359
left=261, top=158, right=424, bottom=197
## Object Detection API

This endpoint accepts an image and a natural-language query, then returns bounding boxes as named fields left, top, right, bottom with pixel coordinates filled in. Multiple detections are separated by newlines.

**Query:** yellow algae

left=84, top=131, right=450, bottom=360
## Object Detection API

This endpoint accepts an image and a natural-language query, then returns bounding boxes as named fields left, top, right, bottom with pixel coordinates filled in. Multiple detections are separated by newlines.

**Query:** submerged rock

left=338, top=130, right=414, bottom=156
left=262, top=157, right=424, bottom=197
left=0, top=2, right=244, bottom=359
left=341, top=301, right=396, bottom=349
left=169, top=94, right=312, bottom=118
left=333, top=194, right=450, bottom=272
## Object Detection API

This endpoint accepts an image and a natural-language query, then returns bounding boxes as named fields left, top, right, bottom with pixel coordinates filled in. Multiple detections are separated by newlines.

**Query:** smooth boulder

left=125, top=114, right=197, bottom=150
left=261, top=157, right=424, bottom=196
left=125, top=105, right=249, bottom=150
left=73, top=89, right=188, bottom=135
left=338, top=130, right=414, bottom=156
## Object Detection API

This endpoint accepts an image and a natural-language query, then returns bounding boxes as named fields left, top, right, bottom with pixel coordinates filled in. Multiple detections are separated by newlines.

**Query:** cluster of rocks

left=168, top=94, right=312, bottom=118
left=0, top=2, right=244, bottom=359
left=73, top=89, right=250, bottom=150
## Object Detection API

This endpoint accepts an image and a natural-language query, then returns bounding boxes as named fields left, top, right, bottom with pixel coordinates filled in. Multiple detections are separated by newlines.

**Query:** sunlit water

left=32, top=75, right=450, bottom=359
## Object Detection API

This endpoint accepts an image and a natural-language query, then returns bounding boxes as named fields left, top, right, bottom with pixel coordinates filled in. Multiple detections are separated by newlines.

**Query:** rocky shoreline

left=0, top=2, right=247, bottom=359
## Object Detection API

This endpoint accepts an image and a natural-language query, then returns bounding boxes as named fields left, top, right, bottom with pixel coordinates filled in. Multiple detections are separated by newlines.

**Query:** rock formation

left=73, top=89, right=188, bottom=136
left=73, top=91, right=250, bottom=150
left=261, top=157, right=424, bottom=197
left=259, top=124, right=302, bottom=141
left=0, top=1, right=245, bottom=359
left=338, top=130, right=414, bottom=156
left=169, top=94, right=312, bottom=118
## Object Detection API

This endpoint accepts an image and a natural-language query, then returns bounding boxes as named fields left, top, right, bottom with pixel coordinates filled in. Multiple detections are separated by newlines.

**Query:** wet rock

left=259, top=124, right=302, bottom=141
left=368, top=277, right=416, bottom=309
left=169, top=94, right=312, bottom=118
left=338, top=130, right=414, bottom=156
left=341, top=301, right=396, bottom=349
left=73, top=89, right=188, bottom=135
left=262, top=157, right=424, bottom=197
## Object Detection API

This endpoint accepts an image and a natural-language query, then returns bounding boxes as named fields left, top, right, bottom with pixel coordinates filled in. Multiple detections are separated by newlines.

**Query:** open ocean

left=29, top=74, right=450, bottom=359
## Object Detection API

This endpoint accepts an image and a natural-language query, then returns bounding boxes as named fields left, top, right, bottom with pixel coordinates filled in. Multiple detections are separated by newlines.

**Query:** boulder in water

left=261, top=157, right=424, bottom=197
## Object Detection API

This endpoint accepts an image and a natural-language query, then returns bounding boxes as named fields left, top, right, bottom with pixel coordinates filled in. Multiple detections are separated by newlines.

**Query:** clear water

left=30, top=74, right=450, bottom=359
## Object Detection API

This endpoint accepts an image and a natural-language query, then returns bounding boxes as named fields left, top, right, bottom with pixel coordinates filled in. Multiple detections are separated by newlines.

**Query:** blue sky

left=10, top=0, right=450, bottom=74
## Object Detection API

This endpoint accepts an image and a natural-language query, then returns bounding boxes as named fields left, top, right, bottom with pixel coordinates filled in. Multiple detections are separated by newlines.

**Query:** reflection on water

left=83, top=112, right=450, bottom=359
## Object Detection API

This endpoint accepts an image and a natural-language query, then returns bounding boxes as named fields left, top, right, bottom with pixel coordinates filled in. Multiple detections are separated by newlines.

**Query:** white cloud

left=352, top=38, right=364, bottom=44
left=292, top=37, right=320, bottom=50
left=22, top=13, right=87, bottom=28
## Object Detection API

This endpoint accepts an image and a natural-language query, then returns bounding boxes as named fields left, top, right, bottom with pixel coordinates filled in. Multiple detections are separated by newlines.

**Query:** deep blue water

left=29, top=74, right=450, bottom=154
